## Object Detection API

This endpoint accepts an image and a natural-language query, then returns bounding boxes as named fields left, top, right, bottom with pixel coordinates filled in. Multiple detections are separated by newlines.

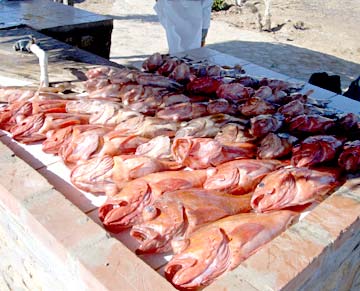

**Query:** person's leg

left=201, top=0, right=214, bottom=46
left=155, top=0, right=203, bottom=53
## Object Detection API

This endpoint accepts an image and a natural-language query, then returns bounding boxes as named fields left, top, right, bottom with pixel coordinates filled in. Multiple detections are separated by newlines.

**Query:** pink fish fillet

left=165, top=211, right=296, bottom=290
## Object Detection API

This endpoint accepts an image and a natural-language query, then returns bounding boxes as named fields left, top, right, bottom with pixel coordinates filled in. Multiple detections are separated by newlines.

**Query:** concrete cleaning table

left=0, top=33, right=359, bottom=290
left=0, top=0, right=113, bottom=58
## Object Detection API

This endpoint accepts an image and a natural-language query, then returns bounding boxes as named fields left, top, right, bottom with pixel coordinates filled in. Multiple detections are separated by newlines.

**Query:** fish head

left=165, top=227, right=230, bottom=289
left=131, top=201, right=185, bottom=254
left=251, top=167, right=297, bottom=212
left=204, top=167, right=239, bottom=192
left=99, top=179, right=152, bottom=232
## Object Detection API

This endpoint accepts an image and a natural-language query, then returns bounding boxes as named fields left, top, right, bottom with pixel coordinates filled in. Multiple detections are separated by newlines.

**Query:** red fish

left=258, top=132, right=298, bottom=159
left=204, top=159, right=282, bottom=194
left=249, top=113, right=284, bottom=138
left=156, top=102, right=208, bottom=122
left=131, top=190, right=252, bottom=254
left=99, top=131, right=149, bottom=157
left=112, top=154, right=182, bottom=189
left=59, top=125, right=112, bottom=167
left=165, top=211, right=296, bottom=290
left=216, top=83, right=250, bottom=103
left=239, top=97, right=276, bottom=117
left=215, top=123, right=255, bottom=143
left=338, top=140, right=360, bottom=172
left=251, top=166, right=339, bottom=212
left=42, top=126, right=74, bottom=154
left=10, top=113, right=45, bottom=143
left=98, top=169, right=208, bottom=232
left=186, top=76, right=222, bottom=95
left=142, top=52, right=165, bottom=72
left=0, top=101, right=32, bottom=131
left=172, top=137, right=256, bottom=169
left=291, top=135, right=343, bottom=167
left=70, top=155, right=117, bottom=195
left=288, top=114, right=335, bottom=134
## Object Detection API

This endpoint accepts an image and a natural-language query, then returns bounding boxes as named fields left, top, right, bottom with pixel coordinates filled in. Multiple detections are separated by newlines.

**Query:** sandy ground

left=75, top=0, right=360, bottom=91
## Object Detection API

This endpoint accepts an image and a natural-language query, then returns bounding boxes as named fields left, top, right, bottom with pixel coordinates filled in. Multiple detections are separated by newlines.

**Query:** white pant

left=154, top=0, right=214, bottom=54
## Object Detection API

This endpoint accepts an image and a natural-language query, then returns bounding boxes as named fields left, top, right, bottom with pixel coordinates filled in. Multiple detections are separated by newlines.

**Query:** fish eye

left=258, top=182, right=265, bottom=188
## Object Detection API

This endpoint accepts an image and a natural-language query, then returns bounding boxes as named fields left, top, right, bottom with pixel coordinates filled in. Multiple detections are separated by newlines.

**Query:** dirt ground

left=75, top=0, right=360, bottom=90
left=214, top=0, right=360, bottom=64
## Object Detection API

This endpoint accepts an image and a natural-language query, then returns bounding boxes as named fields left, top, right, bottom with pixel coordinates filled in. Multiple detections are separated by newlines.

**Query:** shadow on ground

left=206, top=40, right=360, bottom=90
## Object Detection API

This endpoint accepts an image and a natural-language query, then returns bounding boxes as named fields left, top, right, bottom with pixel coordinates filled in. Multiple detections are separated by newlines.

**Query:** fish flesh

left=215, top=123, right=255, bottom=143
left=251, top=166, right=339, bottom=212
left=131, top=189, right=252, bottom=253
left=156, top=102, right=208, bottom=122
left=98, top=169, right=208, bottom=232
left=204, top=159, right=282, bottom=194
left=165, top=210, right=296, bottom=290
left=239, top=97, right=277, bottom=117
left=186, top=77, right=222, bottom=96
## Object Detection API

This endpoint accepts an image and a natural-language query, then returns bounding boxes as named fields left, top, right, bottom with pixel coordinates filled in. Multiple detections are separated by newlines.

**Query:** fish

left=169, top=63, right=191, bottom=83
left=90, top=107, right=141, bottom=126
left=131, top=190, right=252, bottom=254
left=99, top=131, right=149, bottom=157
left=0, top=86, right=37, bottom=103
left=37, top=113, right=89, bottom=135
left=66, top=99, right=121, bottom=115
left=164, top=210, right=296, bottom=290
left=112, top=155, right=182, bottom=190
left=135, top=73, right=182, bottom=90
left=156, top=102, right=208, bottom=122
left=258, top=132, right=298, bottom=159
left=204, top=159, right=282, bottom=194
left=142, top=52, right=165, bottom=72
left=98, top=169, right=208, bottom=232
left=239, top=96, right=277, bottom=117
left=338, top=140, right=360, bottom=172
left=135, top=135, right=172, bottom=159
left=157, top=58, right=181, bottom=76
left=171, top=137, right=256, bottom=169
left=42, top=125, right=74, bottom=154
left=215, top=123, right=255, bottom=143
left=10, top=113, right=46, bottom=143
left=186, top=76, right=223, bottom=96
left=291, top=135, right=343, bottom=167
left=115, top=115, right=179, bottom=138
left=70, top=155, right=117, bottom=195
left=249, top=113, right=284, bottom=138
left=0, top=101, right=33, bottom=131
left=59, top=125, right=112, bottom=167
left=31, top=99, right=68, bottom=114
left=288, top=114, right=335, bottom=134
left=207, top=98, right=238, bottom=115
left=176, top=114, right=247, bottom=139
left=216, top=83, right=250, bottom=103
left=277, top=99, right=306, bottom=119
left=251, top=166, right=340, bottom=212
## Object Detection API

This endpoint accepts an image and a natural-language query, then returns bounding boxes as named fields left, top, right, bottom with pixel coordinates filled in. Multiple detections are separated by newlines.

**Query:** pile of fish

left=1, top=52, right=360, bottom=289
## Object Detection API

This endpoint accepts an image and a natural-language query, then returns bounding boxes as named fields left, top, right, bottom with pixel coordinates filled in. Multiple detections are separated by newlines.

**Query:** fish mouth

left=99, top=184, right=151, bottom=232
left=165, top=229, right=230, bottom=289
left=131, top=227, right=168, bottom=254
